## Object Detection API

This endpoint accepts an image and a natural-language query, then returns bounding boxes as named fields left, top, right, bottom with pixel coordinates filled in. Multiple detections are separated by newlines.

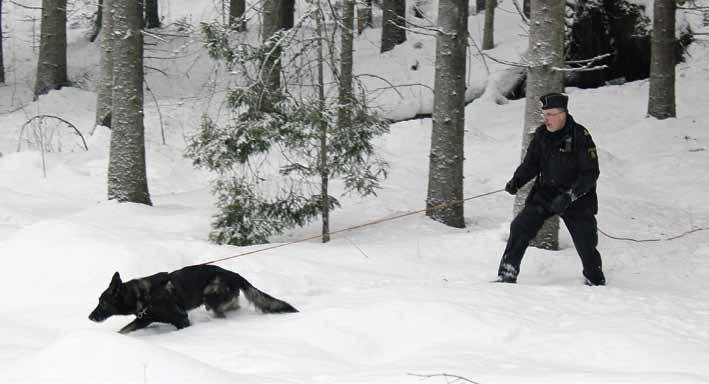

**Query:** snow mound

left=1, top=330, right=254, bottom=384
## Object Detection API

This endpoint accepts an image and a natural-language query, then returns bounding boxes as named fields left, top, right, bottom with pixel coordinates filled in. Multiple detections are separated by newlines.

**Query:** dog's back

left=168, top=265, right=298, bottom=314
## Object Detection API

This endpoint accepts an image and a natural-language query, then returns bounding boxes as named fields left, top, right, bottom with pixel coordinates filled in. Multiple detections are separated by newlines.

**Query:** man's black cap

left=539, top=93, right=568, bottom=110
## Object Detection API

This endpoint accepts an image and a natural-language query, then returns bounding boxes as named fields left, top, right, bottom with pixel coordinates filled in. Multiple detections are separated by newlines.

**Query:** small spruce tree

left=188, top=11, right=389, bottom=246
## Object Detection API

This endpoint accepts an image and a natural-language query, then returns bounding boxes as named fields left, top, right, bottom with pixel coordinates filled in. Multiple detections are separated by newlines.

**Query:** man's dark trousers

left=498, top=203, right=603, bottom=282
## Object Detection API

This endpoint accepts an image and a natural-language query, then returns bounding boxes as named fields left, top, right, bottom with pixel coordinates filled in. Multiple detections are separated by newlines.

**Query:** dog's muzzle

left=88, top=308, right=107, bottom=322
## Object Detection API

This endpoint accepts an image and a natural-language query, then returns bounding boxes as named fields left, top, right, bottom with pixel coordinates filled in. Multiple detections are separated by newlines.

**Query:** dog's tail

left=234, top=274, right=298, bottom=313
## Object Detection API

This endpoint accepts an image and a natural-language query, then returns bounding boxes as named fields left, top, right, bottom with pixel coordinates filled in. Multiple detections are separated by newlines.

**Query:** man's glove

left=505, top=179, right=519, bottom=195
left=550, top=191, right=573, bottom=215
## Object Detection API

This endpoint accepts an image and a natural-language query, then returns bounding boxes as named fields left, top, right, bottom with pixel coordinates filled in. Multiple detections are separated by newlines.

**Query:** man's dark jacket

left=511, top=114, right=600, bottom=215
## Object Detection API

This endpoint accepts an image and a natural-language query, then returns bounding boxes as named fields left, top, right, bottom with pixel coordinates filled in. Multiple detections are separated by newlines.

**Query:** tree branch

left=9, top=0, right=42, bottom=10
left=511, top=0, right=530, bottom=24
left=407, top=373, right=482, bottom=384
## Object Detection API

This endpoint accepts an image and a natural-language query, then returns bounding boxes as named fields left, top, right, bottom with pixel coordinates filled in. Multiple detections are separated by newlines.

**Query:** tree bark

left=476, top=0, right=485, bottom=14
left=381, top=0, right=406, bottom=53
left=315, top=7, right=329, bottom=243
left=107, top=0, right=152, bottom=205
left=145, top=0, right=160, bottom=28
left=229, top=0, right=246, bottom=31
left=482, top=0, right=496, bottom=50
left=514, top=0, right=564, bottom=250
left=647, top=0, right=676, bottom=119
left=34, top=0, right=69, bottom=98
left=260, top=0, right=282, bottom=112
left=426, top=0, right=468, bottom=228
left=338, top=0, right=355, bottom=133
left=89, top=0, right=103, bottom=42
left=96, top=0, right=114, bottom=128
left=281, top=0, right=295, bottom=30
left=0, top=0, right=5, bottom=84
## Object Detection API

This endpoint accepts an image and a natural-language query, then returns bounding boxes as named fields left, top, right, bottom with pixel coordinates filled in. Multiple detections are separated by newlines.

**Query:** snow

left=1, top=1, right=709, bottom=383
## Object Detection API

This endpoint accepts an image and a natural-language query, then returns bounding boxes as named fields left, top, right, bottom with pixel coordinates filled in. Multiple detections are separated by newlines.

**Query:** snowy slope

left=1, top=1, right=709, bottom=383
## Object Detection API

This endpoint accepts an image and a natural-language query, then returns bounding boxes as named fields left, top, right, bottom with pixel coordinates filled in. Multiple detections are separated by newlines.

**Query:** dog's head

left=89, top=272, right=130, bottom=322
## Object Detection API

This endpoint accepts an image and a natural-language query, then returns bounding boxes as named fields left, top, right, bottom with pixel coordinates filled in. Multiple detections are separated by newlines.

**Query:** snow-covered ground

left=1, top=1, right=709, bottom=383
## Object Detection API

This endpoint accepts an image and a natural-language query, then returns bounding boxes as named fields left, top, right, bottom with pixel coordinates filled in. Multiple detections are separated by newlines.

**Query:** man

left=496, top=92, right=606, bottom=286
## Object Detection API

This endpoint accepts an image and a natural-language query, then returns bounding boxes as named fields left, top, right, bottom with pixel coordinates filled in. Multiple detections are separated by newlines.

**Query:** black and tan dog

left=89, top=265, right=297, bottom=334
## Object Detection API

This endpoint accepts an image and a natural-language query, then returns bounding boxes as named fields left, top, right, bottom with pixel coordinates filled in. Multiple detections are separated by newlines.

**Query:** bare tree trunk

left=315, top=7, right=329, bottom=243
left=89, top=0, right=103, bottom=42
left=647, top=0, right=676, bottom=119
left=357, top=0, right=373, bottom=34
left=426, top=0, right=468, bottom=228
left=281, top=0, right=295, bottom=30
left=261, top=0, right=282, bottom=112
left=34, top=0, right=69, bottom=98
left=514, top=0, right=564, bottom=250
left=0, top=0, right=5, bottom=84
left=482, top=0, right=496, bottom=50
left=229, top=0, right=246, bottom=31
left=381, top=0, right=406, bottom=53
left=476, top=0, right=485, bottom=14
left=145, top=0, right=160, bottom=28
left=107, top=0, right=152, bottom=205
left=96, top=0, right=114, bottom=128
left=338, top=0, right=354, bottom=132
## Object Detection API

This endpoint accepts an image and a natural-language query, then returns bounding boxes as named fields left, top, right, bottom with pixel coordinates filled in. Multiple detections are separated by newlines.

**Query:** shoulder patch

left=588, top=147, right=597, bottom=159
left=584, top=129, right=590, bottom=136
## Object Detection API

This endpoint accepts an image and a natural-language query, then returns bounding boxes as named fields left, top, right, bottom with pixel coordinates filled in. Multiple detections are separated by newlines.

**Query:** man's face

left=542, top=108, right=567, bottom=132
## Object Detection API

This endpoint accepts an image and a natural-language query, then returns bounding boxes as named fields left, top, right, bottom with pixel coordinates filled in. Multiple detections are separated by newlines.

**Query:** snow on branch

left=553, top=65, right=608, bottom=72
left=565, top=53, right=612, bottom=65
left=553, top=53, right=611, bottom=72
left=482, top=53, right=531, bottom=68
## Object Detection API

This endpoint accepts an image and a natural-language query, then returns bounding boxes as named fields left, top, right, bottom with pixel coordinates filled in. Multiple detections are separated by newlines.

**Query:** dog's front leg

left=118, top=317, right=153, bottom=334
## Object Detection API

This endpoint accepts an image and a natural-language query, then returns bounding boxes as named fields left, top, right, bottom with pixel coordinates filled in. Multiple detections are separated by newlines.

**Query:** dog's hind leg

left=204, top=276, right=241, bottom=318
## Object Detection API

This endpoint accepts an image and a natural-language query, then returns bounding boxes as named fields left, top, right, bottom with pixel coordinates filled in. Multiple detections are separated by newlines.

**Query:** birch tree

left=107, top=0, right=152, bottom=205
left=514, top=0, right=564, bottom=250
left=381, top=0, right=406, bottom=53
left=34, top=0, right=69, bottom=98
left=647, top=0, right=676, bottom=119
left=426, top=0, right=468, bottom=228
left=95, top=0, right=114, bottom=128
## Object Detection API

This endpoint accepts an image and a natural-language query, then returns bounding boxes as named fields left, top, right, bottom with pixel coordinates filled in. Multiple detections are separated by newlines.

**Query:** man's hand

left=505, top=179, right=518, bottom=195
left=550, top=191, right=573, bottom=215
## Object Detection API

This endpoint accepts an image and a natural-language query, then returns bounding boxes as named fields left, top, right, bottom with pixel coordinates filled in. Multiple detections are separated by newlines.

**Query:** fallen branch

left=599, top=226, right=709, bottom=243
left=407, top=373, right=482, bottom=384
left=17, top=115, right=89, bottom=153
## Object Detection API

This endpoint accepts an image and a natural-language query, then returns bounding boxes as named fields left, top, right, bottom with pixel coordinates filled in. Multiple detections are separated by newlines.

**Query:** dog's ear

left=109, top=272, right=122, bottom=291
